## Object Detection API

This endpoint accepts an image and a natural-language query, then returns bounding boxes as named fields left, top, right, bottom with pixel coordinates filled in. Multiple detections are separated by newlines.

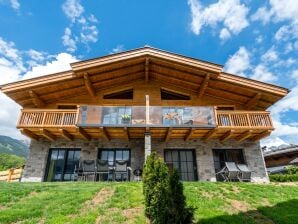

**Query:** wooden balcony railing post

left=246, top=114, right=251, bottom=128
left=41, top=112, right=46, bottom=127
left=61, top=112, right=65, bottom=126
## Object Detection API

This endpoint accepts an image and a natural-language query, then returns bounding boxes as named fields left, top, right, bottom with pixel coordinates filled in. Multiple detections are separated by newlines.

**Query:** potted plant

left=121, top=114, right=131, bottom=124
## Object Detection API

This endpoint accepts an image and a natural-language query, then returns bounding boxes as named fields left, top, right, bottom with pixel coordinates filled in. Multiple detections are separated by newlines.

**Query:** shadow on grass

left=197, top=199, right=298, bottom=224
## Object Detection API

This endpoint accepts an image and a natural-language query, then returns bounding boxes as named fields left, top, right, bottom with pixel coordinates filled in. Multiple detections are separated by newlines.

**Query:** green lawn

left=0, top=182, right=297, bottom=224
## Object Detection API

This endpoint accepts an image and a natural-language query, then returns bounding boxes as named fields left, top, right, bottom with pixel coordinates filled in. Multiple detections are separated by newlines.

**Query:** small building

left=264, top=146, right=298, bottom=174
left=0, top=47, right=289, bottom=182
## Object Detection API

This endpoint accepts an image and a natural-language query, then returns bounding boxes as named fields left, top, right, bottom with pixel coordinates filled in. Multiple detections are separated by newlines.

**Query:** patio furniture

left=133, top=168, right=142, bottom=181
left=82, top=160, right=96, bottom=181
left=114, top=160, right=131, bottom=181
left=216, top=162, right=240, bottom=182
left=237, top=164, right=252, bottom=182
left=96, top=159, right=112, bottom=181
left=73, top=162, right=84, bottom=181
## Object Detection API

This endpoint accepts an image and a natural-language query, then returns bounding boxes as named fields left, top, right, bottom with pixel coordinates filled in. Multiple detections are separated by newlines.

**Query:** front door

left=164, top=149, right=198, bottom=181
left=45, top=148, right=80, bottom=181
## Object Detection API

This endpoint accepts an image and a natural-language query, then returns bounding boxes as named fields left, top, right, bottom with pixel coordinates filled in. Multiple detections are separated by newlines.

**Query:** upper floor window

left=103, top=89, right=133, bottom=99
left=161, top=89, right=190, bottom=100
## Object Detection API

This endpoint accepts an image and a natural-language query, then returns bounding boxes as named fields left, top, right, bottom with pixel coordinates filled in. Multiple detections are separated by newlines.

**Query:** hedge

left=269, top=174, right=298, bottom=182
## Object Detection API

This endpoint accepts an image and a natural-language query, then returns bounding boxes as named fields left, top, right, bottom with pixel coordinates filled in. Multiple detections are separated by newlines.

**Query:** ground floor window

left=45, top=148, right=80, bottom=181
left=213, top=149, right=245, bottom=174
left=164, top=149, right=198, bottom=181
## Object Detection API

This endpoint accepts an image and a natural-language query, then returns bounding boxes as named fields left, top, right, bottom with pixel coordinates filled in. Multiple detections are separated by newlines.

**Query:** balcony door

left=164, top=149, right=198, bottom=181
left=45, top=148, right=80, bottom=181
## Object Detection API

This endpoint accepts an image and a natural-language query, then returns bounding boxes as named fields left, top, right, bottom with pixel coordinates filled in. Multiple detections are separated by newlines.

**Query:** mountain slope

left=0, top=135, right=29, bottom=158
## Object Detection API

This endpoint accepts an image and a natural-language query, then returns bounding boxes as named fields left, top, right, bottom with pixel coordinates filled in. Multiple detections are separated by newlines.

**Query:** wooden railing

left=216, top=111, right=273, bottom=129
left=0, top=168, right=23, bottom=182
left=18, top=109, right=78, bottom=128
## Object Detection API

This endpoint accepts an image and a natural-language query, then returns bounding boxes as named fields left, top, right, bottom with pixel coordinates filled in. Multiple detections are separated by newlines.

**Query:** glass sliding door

left=164, top=149, right=198, bottom=181
left=45, top=148, right=80, bottom=181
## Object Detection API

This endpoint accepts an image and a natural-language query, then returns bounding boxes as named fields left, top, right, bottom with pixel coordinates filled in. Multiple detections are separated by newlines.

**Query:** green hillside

left=0, top=182, right=297, bottom=224
left=0, top=153, right=25, bottom=171
left=0, top=135, right=29, bottom=158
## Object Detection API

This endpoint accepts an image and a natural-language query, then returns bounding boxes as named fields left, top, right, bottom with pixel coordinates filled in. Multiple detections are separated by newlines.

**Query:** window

left=162, top=107, right=193, bottom=125
left=98, top=149, right=130, bottom=166
left=161, top=89, right=190, bottom=100
left=213, top=149, right=245, bottom=174
left=103, top=89, right=133, bottom=99
left=57, top=105, right=77, bottom=109
left=45, top=148, right=80, bottom=182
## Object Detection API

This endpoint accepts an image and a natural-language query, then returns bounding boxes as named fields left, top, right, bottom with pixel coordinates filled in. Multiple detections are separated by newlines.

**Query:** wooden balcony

left=17, top=107, right=273, bottom=142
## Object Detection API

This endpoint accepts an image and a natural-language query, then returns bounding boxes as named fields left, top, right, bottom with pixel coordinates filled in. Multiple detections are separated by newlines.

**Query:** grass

left=0, top=182, right=297, bottom=224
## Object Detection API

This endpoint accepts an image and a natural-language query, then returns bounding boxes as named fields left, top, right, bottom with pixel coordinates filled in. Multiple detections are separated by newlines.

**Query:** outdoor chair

left=73, top=162, right=84, bottom=181
left=96, top=159, right=113, bottom=181
left=225, top=162, right=240, bottom=181
left=237, top=164, right=252, bottom=182
left=114, top=160, right=132, bottom=181
left=82, top=160, right=96, bottom=181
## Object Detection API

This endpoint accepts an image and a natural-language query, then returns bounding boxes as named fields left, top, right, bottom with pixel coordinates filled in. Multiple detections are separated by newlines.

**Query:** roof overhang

left=0, top=46, right=289, bottom=109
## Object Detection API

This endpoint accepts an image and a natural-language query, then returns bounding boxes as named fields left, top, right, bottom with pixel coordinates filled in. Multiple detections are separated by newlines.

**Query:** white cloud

left=27, top=49, right=45, bottom=62
left=62, top=27, right=77, bottom=52
left=61, top=0, right=99, bottom=52
left=10, top=0, right=20, bottom=10
left=261, top=136, right=289, bottom=148
left=62, top=0, right=84, bottom=23
left=224, top=46, right=250, bottom=75
left=251, top=6, right=273, bottom=25
left=219, top=28, right=231, bottom=40
left=250, top=64, right=277, bottom=83
left=261, top=47, right=278, bottom=62
left=188, top=0, right=249, bottom=39
left=110, top=45, right=125, bottom=54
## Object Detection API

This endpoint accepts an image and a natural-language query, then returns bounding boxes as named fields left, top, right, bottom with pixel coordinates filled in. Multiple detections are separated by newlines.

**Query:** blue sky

left=0, top=0, right=297, bottom=147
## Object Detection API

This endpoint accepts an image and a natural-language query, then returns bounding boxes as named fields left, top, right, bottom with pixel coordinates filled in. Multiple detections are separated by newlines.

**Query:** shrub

left=269, top=174, right=298, bottom=182
left=286, top=165, right=298, bottom=175
left=143, top=152, right=194, bottom=224
left=143, top=152, right=170, bottom=224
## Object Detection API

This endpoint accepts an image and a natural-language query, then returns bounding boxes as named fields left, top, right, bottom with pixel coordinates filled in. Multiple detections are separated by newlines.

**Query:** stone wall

left=22, top=137, right=269, bottom=183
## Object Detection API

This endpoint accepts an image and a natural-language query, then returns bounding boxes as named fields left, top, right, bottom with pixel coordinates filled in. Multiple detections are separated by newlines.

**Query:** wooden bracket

left=77, top=127, right=91, bottom=141
left=252, top=130, right=271, bottom=142
left=184, top=128, right=195, bottom=141
left=145, top=58, right=149, bottom=82
left=59, top=129, right=73, bottom=141
left=220, top=130, right=235, bottom=142
left=29, top=90, right=45, bottom=107
left=83, top=73, right=96, bottom=97
left=165, top=127, right=173, bottom=142
left=236, top=130, right=252, bottom=143
left=20, top=128, right=39, bottom=141
left=246, top=93, right=262, bottom=109
left=40, top=129, right=56, bottom=142
left=198, top=74, right=210, bottom=98
left=123, top=127, right=129, bottom=141
left=204, top=128, right=217, bottom=141
left=100, top=127, right=110, bottom=141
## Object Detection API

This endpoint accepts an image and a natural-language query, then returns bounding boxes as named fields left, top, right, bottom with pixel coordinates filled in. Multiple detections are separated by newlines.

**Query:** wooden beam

left=204, top=128, right=217, bottom=141
left=83, top=73, right=96, bottom=97
left=28, top=90, right=45, bottom=107
left=246, top=93, right=262, bottom=109
left=252, top=130, right=271, bottom=142
left=165, top=127, right=173, bottom=142
left=236, top=130, right=252, bottom=143
left=20, top=128, right=39, bottom=141
left=123, top=127, right=129, bottom=141
left=77, top=127, right=91, bottom=141
left=40, top=129, right=56, bottom=142
left=59, top=129, right=73, bottom=141
left=145, top=58, right=149, bottom=82
left=99, top=127, right=110, bottom=141
left=220, top=130, right=235, bottom=142
left=184, top=128, right=195, bottom=141
left=198, top=74, right=210, bottom=98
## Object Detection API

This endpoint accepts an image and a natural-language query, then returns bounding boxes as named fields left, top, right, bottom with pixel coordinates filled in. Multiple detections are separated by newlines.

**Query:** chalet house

left=0, top=47, right=288, bottom=182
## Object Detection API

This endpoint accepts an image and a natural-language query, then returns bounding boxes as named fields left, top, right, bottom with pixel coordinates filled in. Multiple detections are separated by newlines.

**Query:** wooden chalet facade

left=0, top=47, right=288, bottom=182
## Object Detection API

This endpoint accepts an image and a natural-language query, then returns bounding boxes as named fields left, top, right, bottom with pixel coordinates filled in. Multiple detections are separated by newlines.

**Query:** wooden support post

left=246, top=93, right=261, bottom=109
left=145, top=58, right=149, bottom=82
left=198, top=74, right=210, bottom=98
left=236, top=130, right=252, bottom=143
left=99, top=127, right=110, bottom=141
left=77, top=127, right=91, bottom=141
left=145, top=95, right=150, bottom=125
left=59, top=129, right=73, bottom=141
left=252, top=130, right=271, bottom=142
left=184, top=128, right=195, bottom=141
left=165, top=127, right=173, bottom=142
left=29, top=90, right=45, bottom=107
left=40, top=129, right=56, bottom=142
left=144, top=132, right=151, bottom=159
left=83, top=73, right=96, bottom=97
left=204, top=128, right=217, bottom=141
left=7, top=168, right=14, bottom=182
left=20, top=128, right=39, bottom=141
left=220, top=130, right=235, bottom=142
left=123, top=127, right=129, bottom=141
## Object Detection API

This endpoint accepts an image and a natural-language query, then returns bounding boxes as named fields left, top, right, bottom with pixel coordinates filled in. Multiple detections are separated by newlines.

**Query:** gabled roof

left=1, top=46, right=289, bottom=109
